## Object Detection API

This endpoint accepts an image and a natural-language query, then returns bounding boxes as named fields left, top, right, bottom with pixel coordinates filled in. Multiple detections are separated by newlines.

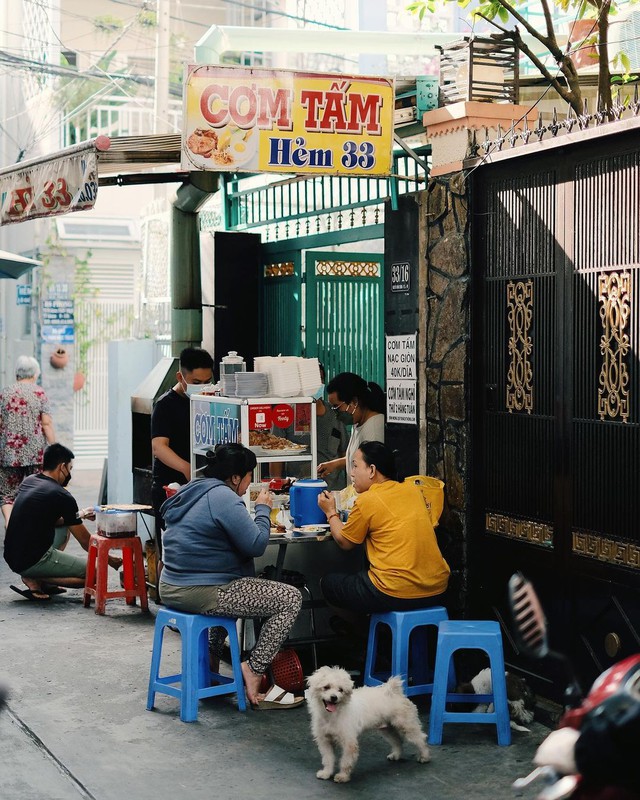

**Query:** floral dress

left=0, top=382, right=51, bottom=504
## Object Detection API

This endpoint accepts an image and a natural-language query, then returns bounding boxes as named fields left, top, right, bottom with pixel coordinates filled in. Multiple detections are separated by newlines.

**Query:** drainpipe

left=170, top=171, right=219, bottom=354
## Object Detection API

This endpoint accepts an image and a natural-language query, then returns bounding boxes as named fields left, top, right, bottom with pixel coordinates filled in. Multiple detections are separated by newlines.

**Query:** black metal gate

left=471, top=135, right=640, bottom=698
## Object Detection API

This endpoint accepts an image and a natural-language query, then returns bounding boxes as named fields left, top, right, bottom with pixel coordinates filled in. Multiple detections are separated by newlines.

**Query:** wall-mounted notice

left=386, top=333, right=417, bottom=424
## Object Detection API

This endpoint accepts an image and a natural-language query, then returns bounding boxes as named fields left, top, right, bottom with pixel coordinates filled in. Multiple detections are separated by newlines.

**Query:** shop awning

left=0, top=249, right=42, bottom=279
left=0, top=134, right=186, bottom=227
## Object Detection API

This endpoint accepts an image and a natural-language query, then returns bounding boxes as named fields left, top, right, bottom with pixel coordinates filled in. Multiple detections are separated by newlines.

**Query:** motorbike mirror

left=508, top=571, right=549, bottom=658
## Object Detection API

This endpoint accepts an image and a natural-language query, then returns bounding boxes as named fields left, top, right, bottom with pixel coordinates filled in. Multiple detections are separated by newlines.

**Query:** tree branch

left=509, top=29, right=584, bottom=114
left=486, top=0, right=555, bottom=47
left=539, top=0, right=556, bottom=41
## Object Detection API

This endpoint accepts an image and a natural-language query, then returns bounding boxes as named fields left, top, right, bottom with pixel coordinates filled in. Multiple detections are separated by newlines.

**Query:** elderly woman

left=159, top=442, right=303, bottom=708
left=0, top=356, right=56, bottom=524
left=318, top=441, right=450, bottom=614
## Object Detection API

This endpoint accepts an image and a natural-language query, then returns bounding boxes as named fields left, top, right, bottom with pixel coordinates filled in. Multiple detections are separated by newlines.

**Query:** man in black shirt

left=4, top=443, right=121, bottom=600
left=150, top=347, right=214, bottom=554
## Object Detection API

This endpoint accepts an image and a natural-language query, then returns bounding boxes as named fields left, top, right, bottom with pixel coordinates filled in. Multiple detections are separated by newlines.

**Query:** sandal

left=256, top=683, right=305, bottom=710
left=9, top=585, right=50, bottom=601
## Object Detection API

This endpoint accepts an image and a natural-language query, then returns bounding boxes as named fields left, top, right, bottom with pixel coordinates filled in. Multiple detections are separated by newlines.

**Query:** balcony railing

left=62, top=96, right=183, bottom=147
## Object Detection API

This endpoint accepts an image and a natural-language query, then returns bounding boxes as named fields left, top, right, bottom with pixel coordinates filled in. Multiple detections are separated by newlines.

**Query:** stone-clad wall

left=423, top=172, right=470, bottom=612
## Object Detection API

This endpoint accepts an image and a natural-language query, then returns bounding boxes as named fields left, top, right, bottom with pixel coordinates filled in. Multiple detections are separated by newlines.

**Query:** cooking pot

left=289, top=478, right=328, bottom=527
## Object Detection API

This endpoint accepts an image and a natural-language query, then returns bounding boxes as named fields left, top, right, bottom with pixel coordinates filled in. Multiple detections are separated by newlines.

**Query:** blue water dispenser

left=289, top=479, right=328, bottom=527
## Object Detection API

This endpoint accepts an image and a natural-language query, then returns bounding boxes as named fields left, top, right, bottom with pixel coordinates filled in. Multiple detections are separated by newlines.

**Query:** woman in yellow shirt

left=318, top=441, right=450, bottom=613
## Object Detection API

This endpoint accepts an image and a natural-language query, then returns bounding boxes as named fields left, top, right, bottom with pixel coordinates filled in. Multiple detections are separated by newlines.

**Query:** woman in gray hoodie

left=159, top=443, right=302, bottom=707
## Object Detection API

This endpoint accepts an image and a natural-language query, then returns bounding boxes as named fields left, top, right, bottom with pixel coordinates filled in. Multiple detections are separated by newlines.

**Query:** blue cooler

left=289, top=479, right=328, bottom=527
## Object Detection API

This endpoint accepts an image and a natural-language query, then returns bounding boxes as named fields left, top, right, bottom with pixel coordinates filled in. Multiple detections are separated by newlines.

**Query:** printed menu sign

left=386, top=334, right=417, bottom=425
left=41, top=297, right=75, bottom=344
left=182, top=65, right=394, bottom=176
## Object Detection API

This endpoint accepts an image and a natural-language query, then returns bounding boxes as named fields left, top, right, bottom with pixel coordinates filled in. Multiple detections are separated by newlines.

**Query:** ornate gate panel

left=472, top=142, right=640, bottom=697
left=570, top=152, right=640, bottom=677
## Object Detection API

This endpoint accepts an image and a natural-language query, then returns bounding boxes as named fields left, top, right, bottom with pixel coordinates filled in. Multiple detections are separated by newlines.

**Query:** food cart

left=189, top=394, right=318, bottom=507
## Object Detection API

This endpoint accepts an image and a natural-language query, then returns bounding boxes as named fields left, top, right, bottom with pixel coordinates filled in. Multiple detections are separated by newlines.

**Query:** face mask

left=312, top=384, right=325, bottom=400
left=336, top=410, right=353, bottom=425
left=61, top=467, right=72, bottom=487
left=185, top=383, right=202, bottom=396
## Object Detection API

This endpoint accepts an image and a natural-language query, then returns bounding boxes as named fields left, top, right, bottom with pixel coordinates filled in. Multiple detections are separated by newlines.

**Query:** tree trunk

left=598, top=7, right=613, bottom=111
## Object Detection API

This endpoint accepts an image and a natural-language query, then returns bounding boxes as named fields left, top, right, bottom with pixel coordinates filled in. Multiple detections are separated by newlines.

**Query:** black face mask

left=336, top=410, right=353, bottom=426
left=61, top=467, right=72, bottom=487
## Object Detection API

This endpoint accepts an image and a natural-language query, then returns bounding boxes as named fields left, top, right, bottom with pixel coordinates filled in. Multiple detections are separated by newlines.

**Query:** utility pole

left=154, top=0, right=171, bottom=134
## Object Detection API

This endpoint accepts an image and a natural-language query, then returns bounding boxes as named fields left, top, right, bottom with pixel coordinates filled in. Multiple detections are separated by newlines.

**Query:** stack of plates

left=220, top=375, right=236, bottom=396
left=269, top=361, right=301, bottom=397
left=235, top=371, right=269, bottom=397
left=297, top=358, right=322, bottom=396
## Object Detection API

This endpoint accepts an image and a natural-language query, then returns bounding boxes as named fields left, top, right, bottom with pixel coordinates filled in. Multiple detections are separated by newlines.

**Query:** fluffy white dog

left=307, top=665, right=430, bottom=783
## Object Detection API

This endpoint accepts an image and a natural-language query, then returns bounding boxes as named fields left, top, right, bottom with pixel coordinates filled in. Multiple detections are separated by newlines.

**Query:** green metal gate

left=261, top=253, right=303, bottom=357
left=305, top=251, right=384, bottom=386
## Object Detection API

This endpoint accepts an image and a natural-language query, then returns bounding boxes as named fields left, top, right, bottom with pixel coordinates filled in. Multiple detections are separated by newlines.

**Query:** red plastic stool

left=83, top=533, right=149, bottom=615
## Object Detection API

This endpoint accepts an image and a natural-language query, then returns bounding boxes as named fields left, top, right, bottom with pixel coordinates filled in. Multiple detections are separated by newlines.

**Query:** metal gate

left=305, top=251, right=384, bottom=385
left=261, top=250, right=384, bottom=385
left=471, top=139, right=640, bottom=696
left=261, top=253, right=303, bottom=357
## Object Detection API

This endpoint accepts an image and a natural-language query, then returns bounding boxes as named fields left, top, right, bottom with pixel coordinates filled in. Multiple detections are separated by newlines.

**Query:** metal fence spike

left=508, top=120, right=519, bottom=147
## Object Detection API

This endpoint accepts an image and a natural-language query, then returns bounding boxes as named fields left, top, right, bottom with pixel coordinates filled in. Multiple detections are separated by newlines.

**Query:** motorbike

left=508, top=572, right=640, bottom=800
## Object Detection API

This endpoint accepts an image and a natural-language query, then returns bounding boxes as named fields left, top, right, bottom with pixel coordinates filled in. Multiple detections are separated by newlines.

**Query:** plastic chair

left=363, top=607, right=452, bottom=697
left=428, top=620, right=511, bottom=746
left=83, top=533, right=148, bottom=615
left=147, top=608, right=246, bottom=722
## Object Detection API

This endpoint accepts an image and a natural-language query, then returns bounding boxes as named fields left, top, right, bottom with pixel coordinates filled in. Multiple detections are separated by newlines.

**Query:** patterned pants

left=208, top=577, right=302, bottom=675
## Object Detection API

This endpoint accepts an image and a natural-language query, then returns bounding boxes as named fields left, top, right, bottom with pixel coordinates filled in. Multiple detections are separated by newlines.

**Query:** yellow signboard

left=182, top=65, right=394, bottom=177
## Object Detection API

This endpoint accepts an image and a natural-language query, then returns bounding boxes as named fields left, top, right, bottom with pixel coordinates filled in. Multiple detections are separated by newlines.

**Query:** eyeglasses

left=330, top=401, right=347, bottom=412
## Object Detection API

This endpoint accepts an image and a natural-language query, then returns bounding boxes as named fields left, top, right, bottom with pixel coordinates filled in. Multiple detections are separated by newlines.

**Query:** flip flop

left=9, top=585, right=50, bottom=601
left=41, top=584, right=67, bottom=595
left=256, top=684, right=305, bottom=710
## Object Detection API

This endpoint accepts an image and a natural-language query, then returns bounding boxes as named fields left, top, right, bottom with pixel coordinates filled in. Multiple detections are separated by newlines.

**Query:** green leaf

left=620, top=52, right=631, bottom=72
left=498, top=5, right=510, bottom=22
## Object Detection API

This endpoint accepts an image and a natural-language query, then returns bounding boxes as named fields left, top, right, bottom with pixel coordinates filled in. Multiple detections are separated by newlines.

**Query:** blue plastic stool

left=147, top=608, right=247, bottom=722
left=363, top=607, right=453, bottom=697
left=428, top=620, right=511, bottom=746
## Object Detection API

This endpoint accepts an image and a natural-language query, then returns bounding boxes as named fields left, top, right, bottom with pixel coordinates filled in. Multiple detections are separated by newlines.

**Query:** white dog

left=306, top=665, right=430, bottom=783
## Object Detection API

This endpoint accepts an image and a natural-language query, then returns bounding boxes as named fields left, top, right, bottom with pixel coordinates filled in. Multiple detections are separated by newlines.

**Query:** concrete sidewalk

left=0, top=469, right=547, bottom=800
